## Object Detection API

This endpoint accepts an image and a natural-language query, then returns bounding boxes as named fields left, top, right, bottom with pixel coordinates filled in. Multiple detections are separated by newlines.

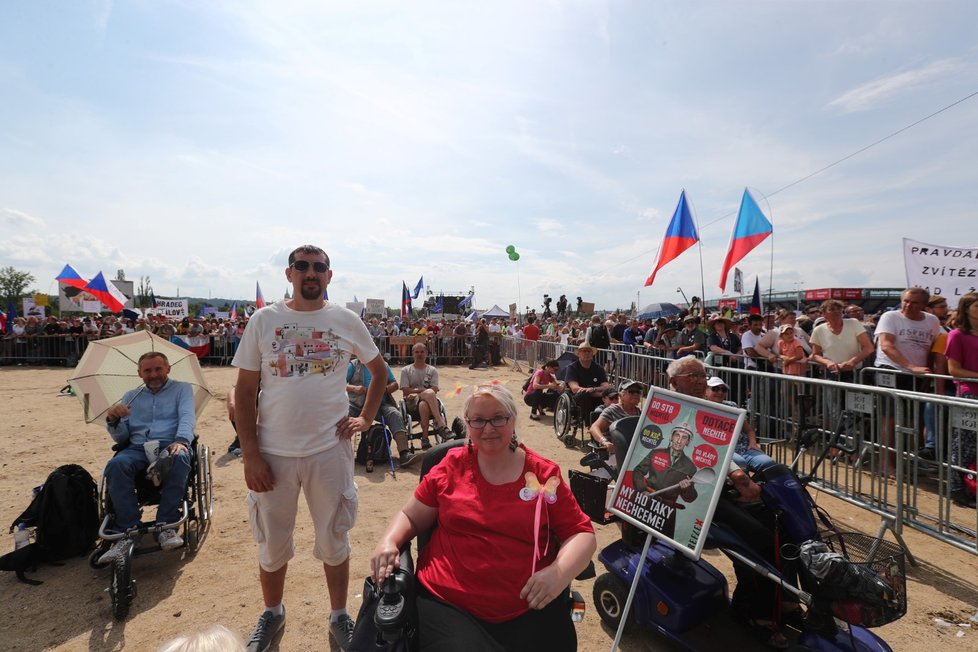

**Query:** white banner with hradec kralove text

left=154, top=298, right=189, bottom=319
left=903, top=238, right=978, bottom=300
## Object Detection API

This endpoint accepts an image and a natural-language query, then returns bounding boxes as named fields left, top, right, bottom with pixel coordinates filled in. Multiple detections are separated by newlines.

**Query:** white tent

left=481, top=304, right=510, bottom=318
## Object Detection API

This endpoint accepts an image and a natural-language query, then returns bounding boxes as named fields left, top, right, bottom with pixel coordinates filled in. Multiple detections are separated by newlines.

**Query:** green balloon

left=505, top=245, right=516, bottom=254
left=509, top=252, right=520, bottom=261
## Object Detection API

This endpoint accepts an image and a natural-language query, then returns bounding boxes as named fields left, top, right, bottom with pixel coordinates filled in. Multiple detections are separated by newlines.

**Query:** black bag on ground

left=356, top=425, right=392, bottom=466
left=0, top=464, right=99, bottom=584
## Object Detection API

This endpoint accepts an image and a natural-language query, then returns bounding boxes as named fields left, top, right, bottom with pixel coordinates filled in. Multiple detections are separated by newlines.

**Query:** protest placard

left=607, top=387, right=744, bottom=559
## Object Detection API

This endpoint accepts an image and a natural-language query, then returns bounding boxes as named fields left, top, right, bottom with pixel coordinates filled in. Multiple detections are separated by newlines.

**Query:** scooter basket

left=569, top=470, right=614, bottom=525
left=803, top=532, right=907, bottom=628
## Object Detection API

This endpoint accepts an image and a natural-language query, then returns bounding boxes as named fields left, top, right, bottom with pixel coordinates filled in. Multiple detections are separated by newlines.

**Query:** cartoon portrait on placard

left=608, top=387, right=744, bottom=559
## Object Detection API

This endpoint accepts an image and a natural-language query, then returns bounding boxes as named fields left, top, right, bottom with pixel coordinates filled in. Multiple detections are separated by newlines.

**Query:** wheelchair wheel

left=89, top=543, right=110, bottom=570
left=110, top=540, right=136, bottom=621
left=195, top=443, right=213, bottom=523
left=185, top=519, right=201, bottom=553
left=553, top=393, right=572, bottom=440
left=594, top=572, right=635, bottom=633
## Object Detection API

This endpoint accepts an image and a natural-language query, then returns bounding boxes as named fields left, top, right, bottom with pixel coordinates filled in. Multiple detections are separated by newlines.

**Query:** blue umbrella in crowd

left=637, top=302, right=682, bottom=321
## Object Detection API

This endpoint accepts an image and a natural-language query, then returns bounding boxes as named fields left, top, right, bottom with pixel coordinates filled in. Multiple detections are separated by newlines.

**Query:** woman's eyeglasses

left=290, top=260, right=329, bottom=273
left=465, top=415, right=511, bottom=430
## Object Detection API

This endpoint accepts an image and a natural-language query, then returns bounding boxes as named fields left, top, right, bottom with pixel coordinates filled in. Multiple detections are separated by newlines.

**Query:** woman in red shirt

left=370, top=383, right=595, bottom=651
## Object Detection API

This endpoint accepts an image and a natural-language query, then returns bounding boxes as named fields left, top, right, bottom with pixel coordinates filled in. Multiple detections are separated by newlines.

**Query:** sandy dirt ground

left=2, top=364, right=978, bottom=652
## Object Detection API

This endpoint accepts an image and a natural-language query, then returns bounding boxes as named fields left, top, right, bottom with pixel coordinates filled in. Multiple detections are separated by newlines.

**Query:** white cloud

left=0, top=207, right=44, bottom=227
left=827, top=59, right=963, bottom=113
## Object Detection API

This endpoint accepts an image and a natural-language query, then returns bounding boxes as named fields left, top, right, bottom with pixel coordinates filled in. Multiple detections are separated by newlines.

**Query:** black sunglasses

left=290, top=260, right=329, bottom=273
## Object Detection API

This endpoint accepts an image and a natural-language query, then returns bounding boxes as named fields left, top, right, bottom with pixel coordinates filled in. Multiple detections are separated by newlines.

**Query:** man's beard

left=300, top=280, right=322, bottom=300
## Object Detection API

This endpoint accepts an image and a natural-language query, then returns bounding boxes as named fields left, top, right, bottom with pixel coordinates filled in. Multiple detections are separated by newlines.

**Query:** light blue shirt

left=106, top=379, right=196, bottom=447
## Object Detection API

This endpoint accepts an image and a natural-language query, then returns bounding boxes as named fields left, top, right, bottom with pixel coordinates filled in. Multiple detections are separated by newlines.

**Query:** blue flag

left=412, top=276, right=424, bottom=299
left=434, top=296, right=444, bottom=313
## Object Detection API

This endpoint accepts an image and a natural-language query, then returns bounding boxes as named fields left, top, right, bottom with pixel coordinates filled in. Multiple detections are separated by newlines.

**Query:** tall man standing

left=233, top=245, right=388, bottom=652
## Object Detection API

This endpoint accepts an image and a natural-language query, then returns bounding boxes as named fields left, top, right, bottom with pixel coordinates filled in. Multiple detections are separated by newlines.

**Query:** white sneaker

left=98, top=539, right=130, bottom=565
left=158, top=528, right=184, bottom=551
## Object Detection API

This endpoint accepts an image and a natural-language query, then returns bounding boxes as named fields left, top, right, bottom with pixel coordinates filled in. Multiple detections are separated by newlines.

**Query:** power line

left=626, top=88, right=978, bottom=267
left=700, top=88, right=978, bottom=229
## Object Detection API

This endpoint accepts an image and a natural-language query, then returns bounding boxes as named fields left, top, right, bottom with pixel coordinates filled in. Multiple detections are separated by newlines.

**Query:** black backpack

left=1, top=464, right=99, bottom=584
left=356, top=424, right=392, bottom=465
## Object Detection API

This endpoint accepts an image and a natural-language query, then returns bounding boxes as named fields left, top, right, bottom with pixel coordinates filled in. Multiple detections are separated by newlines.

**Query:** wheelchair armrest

left=111, top=441, right=129, bottom=452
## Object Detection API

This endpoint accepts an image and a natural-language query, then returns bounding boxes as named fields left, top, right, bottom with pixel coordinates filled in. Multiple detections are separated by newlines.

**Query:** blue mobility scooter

left=586, top=412, right=907, bottom=651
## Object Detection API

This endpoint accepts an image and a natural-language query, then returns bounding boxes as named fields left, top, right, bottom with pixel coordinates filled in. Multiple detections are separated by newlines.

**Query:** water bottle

left=13, top=523, right=30, bottom=550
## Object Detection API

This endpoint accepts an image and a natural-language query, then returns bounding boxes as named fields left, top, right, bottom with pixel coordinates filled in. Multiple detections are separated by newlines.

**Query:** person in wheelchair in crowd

left=589, top=380, right=643, bottom=463
left=370, top=383, right=596, bottom=652
left=99, top=351, right=195, bottom=562
left=523, top=359, right=562, bottom=420
left=347, top=355, right=415, bottom=469
left=400, top=343, right=452, bottom=449
left=564, top=342, right=611, bottom=427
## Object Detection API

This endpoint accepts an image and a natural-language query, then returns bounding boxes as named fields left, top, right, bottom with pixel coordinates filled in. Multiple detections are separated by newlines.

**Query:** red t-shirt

left=415, top=446, right=593, bottom=623
left=522, top=324, right=540, bottom=341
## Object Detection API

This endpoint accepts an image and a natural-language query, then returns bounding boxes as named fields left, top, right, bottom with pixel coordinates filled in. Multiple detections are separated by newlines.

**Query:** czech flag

left=401, top=281, right=412, bottom=318
left=230, top=302, right=238, bottom=321
left=151, top=292, right=158, bottom=309
left=645, top=190, right=699, bottom=287
left=256, top=282, right=265, bottom=309
left=749, top=277, right=763, bottom=315
left=83, top=272, right=128, bottom=313
left=55, top=264, right=88, bottom=290
left=0, top=308, right=6, bottom=334
left=719, top=189, right=773, bottom=292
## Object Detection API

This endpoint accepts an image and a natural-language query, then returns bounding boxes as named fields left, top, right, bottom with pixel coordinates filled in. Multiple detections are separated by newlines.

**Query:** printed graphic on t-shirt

left=267, top=323, right=346, bottom=377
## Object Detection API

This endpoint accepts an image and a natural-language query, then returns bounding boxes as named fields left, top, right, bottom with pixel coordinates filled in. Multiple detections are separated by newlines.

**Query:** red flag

left=256, top=282, right=265, bottom=309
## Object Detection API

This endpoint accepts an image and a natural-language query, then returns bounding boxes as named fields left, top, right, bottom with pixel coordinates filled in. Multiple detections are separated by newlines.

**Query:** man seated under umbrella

left=98, top=351, right=195, bottom=562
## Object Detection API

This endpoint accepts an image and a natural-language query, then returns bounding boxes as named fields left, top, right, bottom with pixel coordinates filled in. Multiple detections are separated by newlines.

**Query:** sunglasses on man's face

left=290, top=260, right=329, bottom=273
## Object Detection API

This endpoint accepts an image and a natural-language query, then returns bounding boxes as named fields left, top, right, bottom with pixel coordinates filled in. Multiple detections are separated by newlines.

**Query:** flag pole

left=689, top=193, right=707, bottom=316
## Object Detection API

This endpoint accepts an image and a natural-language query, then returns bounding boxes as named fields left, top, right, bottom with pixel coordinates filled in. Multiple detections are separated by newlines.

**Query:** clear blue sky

left=2, top=1, right=976, bottom=313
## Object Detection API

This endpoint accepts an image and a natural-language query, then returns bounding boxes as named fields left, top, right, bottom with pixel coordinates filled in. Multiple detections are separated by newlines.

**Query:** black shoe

left=917, top=447, right=936, bottom=461
left=421, top=439, right=433, bottom=450
left=399, top=451, right=422, bottom=468
left=329, top=613, right=355, bottom=651
left=951, top=490, right=976, bottom=508
left=246, top=607, right=286, bottom=652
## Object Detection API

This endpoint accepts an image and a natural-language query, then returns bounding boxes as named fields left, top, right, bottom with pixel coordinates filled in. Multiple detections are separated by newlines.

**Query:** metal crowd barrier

left=502, top=337, right=977, bottom=559
left=0, top=334, right=90, bottom=366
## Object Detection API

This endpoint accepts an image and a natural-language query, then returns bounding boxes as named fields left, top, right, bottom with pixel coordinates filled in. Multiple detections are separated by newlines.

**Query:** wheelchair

left=552, top=389, right=604, bottom=451
left=88, top=438, right=213, bottom=620
left=350, top=439, right=591, bottom=651
left=398, top=396, right=450, bottom=453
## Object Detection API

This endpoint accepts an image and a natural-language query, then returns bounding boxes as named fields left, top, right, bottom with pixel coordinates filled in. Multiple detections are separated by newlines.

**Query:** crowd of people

left=7, top=247, right=978, bottom=651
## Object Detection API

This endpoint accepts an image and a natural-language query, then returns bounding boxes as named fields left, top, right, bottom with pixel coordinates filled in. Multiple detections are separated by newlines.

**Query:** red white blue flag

left=256, top=282, right=265, bottom=309
left=719, top=189, right=773, bottom=292
left=401, top=281, right=412, bottom=318
left=83, top=272, right=128, bottom=313
left=55, top=264, right=88, bottom=289
left=230, top=302, right=238, bottom=321
left=749, top=277, right=763, bottom=315
left=645, top=190, right=699, bottom=287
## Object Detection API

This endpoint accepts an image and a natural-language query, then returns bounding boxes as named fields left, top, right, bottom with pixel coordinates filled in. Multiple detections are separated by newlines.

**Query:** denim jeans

left=104, top=444, right=192, bottom=529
